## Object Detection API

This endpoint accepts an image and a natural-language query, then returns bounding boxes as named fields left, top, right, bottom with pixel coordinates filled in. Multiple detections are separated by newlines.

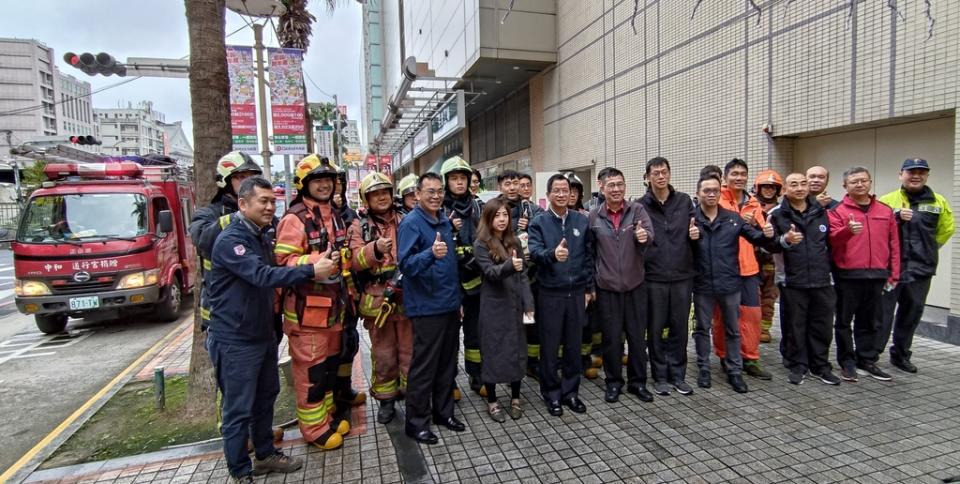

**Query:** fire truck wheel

left=35, top=314, right=68, bottom=334
left=156, top=276, right=182, bottom=322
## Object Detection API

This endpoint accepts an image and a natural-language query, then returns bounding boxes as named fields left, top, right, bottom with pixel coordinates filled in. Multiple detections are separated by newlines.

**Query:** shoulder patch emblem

left=234, top=244, right=246, bottom=256
left=573, top=228, right=581, bottom=237
left=819, top=224, right=827, bottom=233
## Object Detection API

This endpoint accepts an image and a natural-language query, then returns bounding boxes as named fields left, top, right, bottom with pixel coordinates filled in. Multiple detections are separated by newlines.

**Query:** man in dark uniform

left=207, top=176, right=336, bottom=483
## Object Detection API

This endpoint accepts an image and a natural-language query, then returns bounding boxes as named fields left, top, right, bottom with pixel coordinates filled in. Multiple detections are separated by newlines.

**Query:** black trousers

left=526, top=283, right=540, bottom=369
left=878, top=276, right=932, bottom=361
left=461, top=292, right=482, bottom=380
left=647, top=279, right=693, bottom=383
left=834, top=278, right=884, bottom=369
left=597, top=285, right=648, bottom=389
left=405, top=311, right=460, bottom=429
left=693, top=292, right=742, bottom=375
left=538, top=287, right=585, bottom=402
left=779, top=285, right=835, bottom=374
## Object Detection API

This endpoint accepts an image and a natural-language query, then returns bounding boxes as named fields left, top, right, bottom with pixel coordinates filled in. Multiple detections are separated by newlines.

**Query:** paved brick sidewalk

left=26, top=325, right=960, bottom=483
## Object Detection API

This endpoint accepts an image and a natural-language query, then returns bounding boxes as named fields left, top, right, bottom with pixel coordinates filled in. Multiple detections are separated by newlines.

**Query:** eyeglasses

left=847, top=178, right=872, bottom=186
left=420, top=189, right=443, bottom=198
left=604, top=182, right=626, bottom=189
left=700, top=188, right=721, bottom=195
left=648, top=169, right=669, bottom=178
left=550, top=188, right=570, bottom=195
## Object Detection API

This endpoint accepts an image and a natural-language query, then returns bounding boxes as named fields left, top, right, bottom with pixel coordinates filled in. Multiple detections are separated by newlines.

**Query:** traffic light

left=63, top=52, right=127, bottom=77
left=69, top=135, right=102, bottom=146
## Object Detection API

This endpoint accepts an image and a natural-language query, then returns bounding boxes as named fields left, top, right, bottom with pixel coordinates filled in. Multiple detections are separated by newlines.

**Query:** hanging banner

left=226, top=46, right=258, bottom=153
left=379, top=155, right=393, bottom=176
left=267, top=48, right=308, bottom=154
left=365, top=154, right=377, bottom=170
left=316, top=125, right=335, bottom=159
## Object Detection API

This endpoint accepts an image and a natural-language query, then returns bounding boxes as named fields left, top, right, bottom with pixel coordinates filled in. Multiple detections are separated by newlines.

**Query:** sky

left=1, top=0, right=364, bottom=167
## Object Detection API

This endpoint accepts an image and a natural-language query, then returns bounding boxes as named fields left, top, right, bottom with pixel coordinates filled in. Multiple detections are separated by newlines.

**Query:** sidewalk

left=25, top=324, right=960, bottom=483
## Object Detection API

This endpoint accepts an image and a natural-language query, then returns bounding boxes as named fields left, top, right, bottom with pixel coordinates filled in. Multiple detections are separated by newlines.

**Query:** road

left=0, top=249, right=191, bottom=476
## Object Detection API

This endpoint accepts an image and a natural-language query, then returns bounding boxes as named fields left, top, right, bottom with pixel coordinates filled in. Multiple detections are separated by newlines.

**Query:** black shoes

left=728, top=374, right=749, bottom=393
left=891, top=358, right=918, bottom=373
left=546, top=400, right=563, bottom=416
left=787, top=370, right=806, bottom=385
left=626, top=385, right=654, bottom=402
left=432, top=415, right=466, bottom=431
left=604, top=386, right=621, bottom=403
left=377, top=399, right=396, bottom=424
left=856, top=363, right=893, bottom=381
left=815, top=371, right=842, bottom=385
left=673, top=381, right=694, bottom=395
left=405, top=425, right=439, bottom=444
left=561, top=396, right=587, bottom=413
left=697, top=368, right=712, bottom=389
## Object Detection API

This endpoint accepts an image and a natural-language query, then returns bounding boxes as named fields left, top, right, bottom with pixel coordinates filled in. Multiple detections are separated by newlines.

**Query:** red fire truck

left=12, top=162, right=195, bottom=333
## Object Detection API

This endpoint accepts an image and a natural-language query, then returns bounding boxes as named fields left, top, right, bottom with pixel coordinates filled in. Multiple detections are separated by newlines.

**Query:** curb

left=0, top=315, right=193, bottom=484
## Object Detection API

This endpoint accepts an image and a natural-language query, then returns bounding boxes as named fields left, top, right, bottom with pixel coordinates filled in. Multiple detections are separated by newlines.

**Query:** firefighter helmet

left=360, top=171, right=394, bottom=199
left=293, top=154, right=339, bottom=190
left=215, top=151, right=262, bottom=188
left=397, top=173, right=418, bottom=197
left=754, top=169, right=784, bottom=194
left=440, top=156, right=471, bottom=180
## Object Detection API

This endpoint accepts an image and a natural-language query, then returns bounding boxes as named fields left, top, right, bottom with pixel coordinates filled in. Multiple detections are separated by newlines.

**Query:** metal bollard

left=154, top=366, right=165, bottom=411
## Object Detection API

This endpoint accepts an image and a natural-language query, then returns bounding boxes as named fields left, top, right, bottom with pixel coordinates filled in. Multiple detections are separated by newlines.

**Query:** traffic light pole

left=253, top=23, right=273, bottom=176
left=333, top=94, right=342, bottom=166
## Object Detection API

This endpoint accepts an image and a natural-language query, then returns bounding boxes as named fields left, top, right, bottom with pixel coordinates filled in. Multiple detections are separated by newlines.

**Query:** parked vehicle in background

left=12, top=161, right=195, bottom=333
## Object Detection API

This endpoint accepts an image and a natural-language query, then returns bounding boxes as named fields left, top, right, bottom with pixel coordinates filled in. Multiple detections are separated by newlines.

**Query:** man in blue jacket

left=528, top=173, right=595, bottom=416
left=398, top=172, right=464, bottom=444
left=208, top=177, right=336, bottom=483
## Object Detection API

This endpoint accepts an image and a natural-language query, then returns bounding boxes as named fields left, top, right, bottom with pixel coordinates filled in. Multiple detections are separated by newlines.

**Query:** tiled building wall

left=542, top=0, right=959, bottom=312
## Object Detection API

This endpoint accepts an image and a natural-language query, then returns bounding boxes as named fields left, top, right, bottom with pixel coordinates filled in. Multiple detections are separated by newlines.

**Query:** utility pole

left=333, top=94, right=342, bottom=166
left=253, top=24, right=273, bottom=176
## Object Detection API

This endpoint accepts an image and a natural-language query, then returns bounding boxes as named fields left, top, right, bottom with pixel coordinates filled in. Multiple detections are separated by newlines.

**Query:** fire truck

left=12, top=162, right=195, bottom=333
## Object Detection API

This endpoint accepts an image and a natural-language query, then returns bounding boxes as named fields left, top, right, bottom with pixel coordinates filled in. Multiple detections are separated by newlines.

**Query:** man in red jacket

left=827, top=166, right=900, bottom=382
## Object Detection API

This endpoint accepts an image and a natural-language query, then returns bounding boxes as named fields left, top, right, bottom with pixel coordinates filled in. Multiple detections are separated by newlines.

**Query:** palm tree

left=184, top=0, right=232, bottom=419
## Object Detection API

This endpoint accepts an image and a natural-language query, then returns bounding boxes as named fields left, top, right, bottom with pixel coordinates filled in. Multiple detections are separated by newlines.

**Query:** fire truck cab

left=12, top=162, right=195, bottom=333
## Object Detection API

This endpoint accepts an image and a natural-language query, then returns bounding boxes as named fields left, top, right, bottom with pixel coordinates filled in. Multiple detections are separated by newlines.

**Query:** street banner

left=316, top=125, right=335, bottom=159
left=379, top=155, right=393, bottom=176
left=226, top=46, right=258, bottom=153
left=267, top=48, right=308, bottom=154
left=365, top=154, right=377, bottom=170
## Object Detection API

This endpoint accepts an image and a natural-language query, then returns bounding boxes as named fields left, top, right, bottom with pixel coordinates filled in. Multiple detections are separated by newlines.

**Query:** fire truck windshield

left=17, top=193, right=149, bottom=243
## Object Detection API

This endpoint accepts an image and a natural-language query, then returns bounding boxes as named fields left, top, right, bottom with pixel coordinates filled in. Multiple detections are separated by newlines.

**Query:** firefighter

left=396, top=173, right=419, bottom=215
left=349, top=172, right=412, bottom=424
left=565, top=172, right=602, bottom=380
left=332, top=167, right=366, bottom=418
left=189, top=151, right=263, bottom=331
left=441, top=156, right=485, bottom=397
left=274, top=155, right=351, bottom=450
left=753, top=169, right=783, bottom=344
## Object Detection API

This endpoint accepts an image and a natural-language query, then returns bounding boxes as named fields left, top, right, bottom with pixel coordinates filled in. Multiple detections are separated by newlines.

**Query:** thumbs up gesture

left=375, top=236, right=394, bottom=254
left=635, top=223, right=649, bottom=244
left=432, top=231, right=448, bottom=258
left=688, top=217, right=700, bottom=240
left=900, top=206, right=914, bottom=222
left=313, top=246, right=337, bottom=279
left=785, top=223, right=804, bottom=245
left=816, top=191, right=833, bottom=207
left=450, top=215, right=463, bottom=231
left=847, top=213, right=863, bottom=235
left=742, top=210, right=756, bottom=226
left=555, top=238, right=569, bottom=262
left=511, top=249, right=523, bottom=272
left=762, top=221, right=774, bottom=238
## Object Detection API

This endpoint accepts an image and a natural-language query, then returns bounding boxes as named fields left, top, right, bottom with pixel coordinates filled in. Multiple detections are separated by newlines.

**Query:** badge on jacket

left=573, top=228, right=581, bottom=237
left=234, top=244, right=246, bottom=256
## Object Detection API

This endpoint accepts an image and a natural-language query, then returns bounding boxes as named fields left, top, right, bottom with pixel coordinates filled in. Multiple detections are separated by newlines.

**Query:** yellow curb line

left=0, top=315, right=193, bottom=484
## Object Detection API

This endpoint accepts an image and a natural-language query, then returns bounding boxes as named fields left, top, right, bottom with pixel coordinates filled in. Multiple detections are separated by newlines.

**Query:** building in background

left=0, top=38, right=61, bottom=157
left=158, top=120, right=194, bottom=173
left=362, top=1, right=388, bottom=149
left=95, top=101, right=166, bottom=157
left=341, top=119, right=363, bottom=164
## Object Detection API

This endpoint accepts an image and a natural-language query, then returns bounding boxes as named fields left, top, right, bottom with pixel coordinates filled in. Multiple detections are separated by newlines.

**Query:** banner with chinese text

left=267, top=48, right=308, bottom=154
left=226, top=46, right=258, bottom=153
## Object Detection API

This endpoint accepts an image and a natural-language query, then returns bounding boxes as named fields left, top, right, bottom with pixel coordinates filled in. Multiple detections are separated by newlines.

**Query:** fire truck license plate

left=68, top=296, right=100, bottom=310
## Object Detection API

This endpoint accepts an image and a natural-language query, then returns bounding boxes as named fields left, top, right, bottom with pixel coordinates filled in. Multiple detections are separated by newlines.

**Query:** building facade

left=0, top=38, right=61, bottom=157
left=56, top=72, right=100, bottom=153
left=158, top=120, right=194, bottom=173
left=95, top=101, right=166, bottom=157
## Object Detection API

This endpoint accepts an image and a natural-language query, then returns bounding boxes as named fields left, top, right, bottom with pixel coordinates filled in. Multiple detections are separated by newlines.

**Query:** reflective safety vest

left=351, top=211, right=405, bottom=319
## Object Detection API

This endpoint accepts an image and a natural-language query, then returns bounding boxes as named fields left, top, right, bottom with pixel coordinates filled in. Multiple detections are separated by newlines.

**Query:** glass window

left=17, top=193, right=149, bottom=243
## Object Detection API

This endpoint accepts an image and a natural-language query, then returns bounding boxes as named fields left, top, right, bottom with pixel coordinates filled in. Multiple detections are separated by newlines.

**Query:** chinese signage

left=365, top=154, right=377, bottom=170
left=267, top=48, right=308, bottom=154
left=431, top=91, right=465, bottom=144
left=226, top=46, right=258, bottom=153
left=379, top=155, right=392, bottom=176
left=413, top=126, right=430, bottom=157
left=316, top=125, right=335, bottom=159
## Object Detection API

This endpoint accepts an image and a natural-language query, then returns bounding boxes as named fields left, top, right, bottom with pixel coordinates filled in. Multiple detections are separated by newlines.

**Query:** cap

left=901, top=158, right=930, bottom=171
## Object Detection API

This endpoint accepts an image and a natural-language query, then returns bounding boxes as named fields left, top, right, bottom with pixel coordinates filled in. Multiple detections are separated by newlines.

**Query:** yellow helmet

left=440, top=155, right=471, bottom=180
left=293, top=154, right=339, bottom=190
left=216, top=151, right=262, bottom=188
left=360, top=172, right=394, bottom=202
left=397, top=173, right=418, bottom=198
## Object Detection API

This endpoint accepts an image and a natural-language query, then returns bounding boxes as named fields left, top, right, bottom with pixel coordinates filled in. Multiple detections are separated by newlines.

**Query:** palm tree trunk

left=184, top=0, right=231, bottom=419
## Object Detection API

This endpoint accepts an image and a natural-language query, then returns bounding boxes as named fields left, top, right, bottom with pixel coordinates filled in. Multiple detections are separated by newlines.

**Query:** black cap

left=901, top=158, right=930, bottom=171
